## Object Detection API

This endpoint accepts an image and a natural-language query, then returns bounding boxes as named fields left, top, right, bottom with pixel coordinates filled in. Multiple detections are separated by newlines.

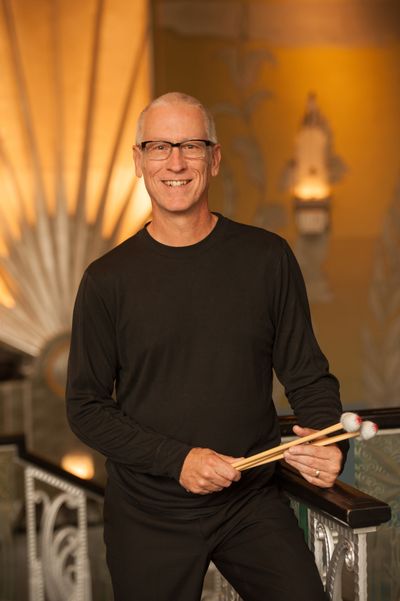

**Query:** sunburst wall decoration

left=0, top=0, right=152, bottom=359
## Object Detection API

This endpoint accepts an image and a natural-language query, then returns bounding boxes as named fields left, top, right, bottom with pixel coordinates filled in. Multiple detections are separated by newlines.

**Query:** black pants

left=104, top=480, right=328, bottom=601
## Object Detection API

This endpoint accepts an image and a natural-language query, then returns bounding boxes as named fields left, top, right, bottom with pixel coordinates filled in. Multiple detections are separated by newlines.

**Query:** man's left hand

left=283, top=425, right=343, bottom=488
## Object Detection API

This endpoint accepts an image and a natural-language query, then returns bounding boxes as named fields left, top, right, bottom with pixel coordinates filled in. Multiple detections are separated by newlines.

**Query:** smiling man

left=133, top=98, right=221, bottom=248
left=66, top=92, right=346, bottom=601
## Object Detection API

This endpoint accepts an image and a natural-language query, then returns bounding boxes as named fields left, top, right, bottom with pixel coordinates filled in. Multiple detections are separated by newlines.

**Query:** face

left=133, top=102, right=221, bottom=217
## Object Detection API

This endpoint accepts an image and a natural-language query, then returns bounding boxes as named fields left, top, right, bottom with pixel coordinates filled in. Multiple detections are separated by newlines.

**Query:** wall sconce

left=294, top=197, right=331, bottom=236
left=283, top=93, right=346, bottom=302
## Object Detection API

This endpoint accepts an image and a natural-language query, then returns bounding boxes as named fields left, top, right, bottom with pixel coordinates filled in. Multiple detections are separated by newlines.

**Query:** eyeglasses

left=139, top=139, right=215, bottom=161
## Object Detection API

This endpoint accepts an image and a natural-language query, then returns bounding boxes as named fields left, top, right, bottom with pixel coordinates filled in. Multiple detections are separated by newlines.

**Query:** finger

left=285, top=456, right=333, bottom=486
left=285, top=444, right=331, bottom=459
left=284, top=455, right=338, bottom=487
left=192, top=477, right=227, bottom=494
left=292, top=425, right=317, bottom=437
left=212, top=469, right=238, bottom=486
left=283, top=455, right=318, bottom=475
left=285, top=446, right=342, bottom=477
left=299, top=469, right=333, bottom=489
left=284, top=451, right=332, bottom=474
left=209, top=475, right=233, bottom=490
left=196, top=463, right=237, bottom=490
left=217, top=453, right=245, bottom=463
left=187, top=479, right=216, bottom=494
left=202, top=468, right=235, bottom=489
left=214, top=454, right=242, bottom=482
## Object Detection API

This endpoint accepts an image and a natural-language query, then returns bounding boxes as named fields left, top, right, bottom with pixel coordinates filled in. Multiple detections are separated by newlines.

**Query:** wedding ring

left=315, top=469, right=320, bottom=478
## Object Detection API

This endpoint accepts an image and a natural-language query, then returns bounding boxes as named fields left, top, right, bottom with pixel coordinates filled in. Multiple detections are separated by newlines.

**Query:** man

left=66, top=92, right=346, bottom=601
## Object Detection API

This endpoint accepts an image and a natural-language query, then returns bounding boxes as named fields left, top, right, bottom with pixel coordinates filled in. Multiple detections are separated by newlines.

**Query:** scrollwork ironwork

left=325, top=538, right=355, bottom=600
left=314, top=520, right=337, bottom=585
left=213, top=504, right=375, bottom=601
left=25, top=466, right=92, bottom=601
left=310, top=509, right=372, bottom=601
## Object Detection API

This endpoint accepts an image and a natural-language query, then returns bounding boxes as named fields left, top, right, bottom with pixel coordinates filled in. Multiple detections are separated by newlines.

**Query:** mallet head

left=340, top=412, right=362, bottom=433
left=359, top=420, right=378, bottom=440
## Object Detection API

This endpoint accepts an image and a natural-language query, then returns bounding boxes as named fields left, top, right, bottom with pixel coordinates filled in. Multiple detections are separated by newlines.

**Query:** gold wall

left=152, top=0, right=400, bottom=410
left=1, top=0, right=399, bottom=409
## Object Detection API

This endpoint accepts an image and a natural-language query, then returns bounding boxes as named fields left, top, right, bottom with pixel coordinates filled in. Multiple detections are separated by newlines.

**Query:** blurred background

left=0, top=1, right=399, bottom=599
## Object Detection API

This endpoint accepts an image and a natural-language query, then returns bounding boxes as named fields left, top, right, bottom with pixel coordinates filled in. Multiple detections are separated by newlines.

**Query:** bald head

left=135, top=92, right=218, bottom=145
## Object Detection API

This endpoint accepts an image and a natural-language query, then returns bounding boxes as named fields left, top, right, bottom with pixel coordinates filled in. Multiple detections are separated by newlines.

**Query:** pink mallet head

left=359, top=420, right=378, bottom=440
left=340, top=412, right=362, bottom=433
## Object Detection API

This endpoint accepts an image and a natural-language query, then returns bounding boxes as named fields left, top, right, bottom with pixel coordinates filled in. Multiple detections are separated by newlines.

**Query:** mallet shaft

left=233, top=421, right=345, bottom=471
left=237, top=431, right=360, bottom=471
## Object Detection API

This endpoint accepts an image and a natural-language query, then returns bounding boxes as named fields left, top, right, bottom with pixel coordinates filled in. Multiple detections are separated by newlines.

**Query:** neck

left=147, top=207, right=218, bottom=247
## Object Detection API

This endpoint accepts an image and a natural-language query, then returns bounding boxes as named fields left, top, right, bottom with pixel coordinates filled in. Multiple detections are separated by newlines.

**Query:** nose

left=166, top=146, right=187, bottom=171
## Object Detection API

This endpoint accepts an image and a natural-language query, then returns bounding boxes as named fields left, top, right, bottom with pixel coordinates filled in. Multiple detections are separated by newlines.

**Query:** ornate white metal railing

left=25, top=465, right=93, bottom=601
left=217, top=505, right=376, bottom=601
left=0, top=432, right=393, bottom=601
left=26, top=462, right=377, bottom=601
left=310, top=510, right=374, bottom=601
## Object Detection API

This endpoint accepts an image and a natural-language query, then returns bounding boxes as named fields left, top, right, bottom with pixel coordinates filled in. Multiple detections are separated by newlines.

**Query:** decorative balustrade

left=217, top=461, right=391, bottom=601
left=0, top=413, right=395, bottom=601
left=25, top=465, right=92, bottom=601
left=310, top=510, right=373, bottom=601
left=0, top=435, right=106, bottom=601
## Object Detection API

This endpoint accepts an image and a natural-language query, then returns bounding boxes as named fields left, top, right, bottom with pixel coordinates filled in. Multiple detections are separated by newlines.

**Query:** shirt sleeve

left=65, top=270, right=191, bottom=481
left=271, top=240, right=349, bottom=462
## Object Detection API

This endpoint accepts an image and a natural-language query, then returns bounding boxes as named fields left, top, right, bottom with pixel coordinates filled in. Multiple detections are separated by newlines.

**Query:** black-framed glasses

left=139, top=139, right=215, bottom=160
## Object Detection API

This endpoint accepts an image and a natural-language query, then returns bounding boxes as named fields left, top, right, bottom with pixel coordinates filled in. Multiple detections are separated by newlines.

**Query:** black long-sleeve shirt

left=66, top=214, right=345, bottom=514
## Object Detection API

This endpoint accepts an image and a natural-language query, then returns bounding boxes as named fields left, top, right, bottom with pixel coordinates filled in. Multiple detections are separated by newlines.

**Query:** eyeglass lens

left=144, top=140, right=209, bottom=160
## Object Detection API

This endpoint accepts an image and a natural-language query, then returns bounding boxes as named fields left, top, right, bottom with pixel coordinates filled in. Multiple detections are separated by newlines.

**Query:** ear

left=132, top=145, right=143, bottom=178
left=210, top=144, right=221, bottom=177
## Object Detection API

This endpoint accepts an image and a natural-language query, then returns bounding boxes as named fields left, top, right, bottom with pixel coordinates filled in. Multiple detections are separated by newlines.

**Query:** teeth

left=164, top=180, right=190, bottom=187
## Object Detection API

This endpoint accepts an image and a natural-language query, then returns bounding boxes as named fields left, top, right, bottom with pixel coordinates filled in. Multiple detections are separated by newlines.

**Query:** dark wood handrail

left=0, top=434, right=104, bottom=497
left=1, top=433, right=392, bottom=530
left=278, top=462, right=391, bottom=529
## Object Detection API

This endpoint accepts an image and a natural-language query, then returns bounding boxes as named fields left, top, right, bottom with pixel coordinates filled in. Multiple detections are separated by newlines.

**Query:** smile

left=162, top=179, right=191, bottom=187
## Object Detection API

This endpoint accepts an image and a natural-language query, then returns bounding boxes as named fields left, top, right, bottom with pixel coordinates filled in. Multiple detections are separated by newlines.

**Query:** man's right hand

left=179, top=448, right=242, bottom=495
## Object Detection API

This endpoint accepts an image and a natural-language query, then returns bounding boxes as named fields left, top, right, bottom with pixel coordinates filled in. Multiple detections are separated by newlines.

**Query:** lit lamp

left=294, top=187, right=331, bottom=238
left=283, top=94, right=345, bottom=301
left=61, top=453, right=95, bottom=480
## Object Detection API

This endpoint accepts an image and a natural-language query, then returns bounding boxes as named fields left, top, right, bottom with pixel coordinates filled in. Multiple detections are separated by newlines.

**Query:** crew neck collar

left=139, top=212, right=226, bottom=257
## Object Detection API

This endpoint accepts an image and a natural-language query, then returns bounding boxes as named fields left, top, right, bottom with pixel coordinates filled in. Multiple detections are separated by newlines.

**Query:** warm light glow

left=294, top=179, right=331, bottom=201
left=288, top=95, right=338, bottom=205
left=0, top=276, right=15, bottom=308
left=0, top=169, right=23, bottom=243
left=100, top=168, right=152, bottom=240
left=117, top=177, right=152, bottom=243
left=61, top=453, right=95, bottom=480
left=0, top=0, right=152, bottom=356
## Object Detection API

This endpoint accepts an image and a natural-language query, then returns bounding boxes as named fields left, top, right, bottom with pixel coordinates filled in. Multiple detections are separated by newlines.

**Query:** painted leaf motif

left=243, top=90, right=272, bottom=119
left=237, top=50, right=276, bottom=89
left=220, top=164, right=237, bottom=218
left=252, top=203, right=286, bottom=232
left=211, top=102, right=242, bottom=118
left=218, top=47, right=275, bottom=90
left=232, top=135, right=265, bottom=189
left=364, top=181, right=400, bottom=409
